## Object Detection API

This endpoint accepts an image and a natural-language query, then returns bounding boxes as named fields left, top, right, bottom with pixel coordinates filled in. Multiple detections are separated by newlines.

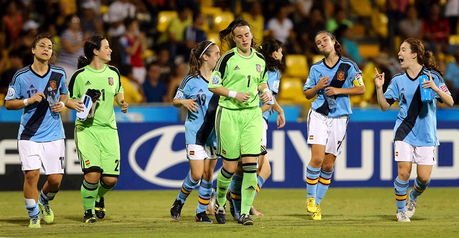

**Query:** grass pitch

left=1, top=188, right=458, bottom=238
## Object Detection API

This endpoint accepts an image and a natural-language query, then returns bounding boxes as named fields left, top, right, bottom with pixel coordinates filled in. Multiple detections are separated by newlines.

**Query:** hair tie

left=83, top=55, right=88, bottom=59
left=199, top=42, right=213, bottom=59
left=193, top=47, right=197, bottom=51
left=259, top=45, right=263, bottom=49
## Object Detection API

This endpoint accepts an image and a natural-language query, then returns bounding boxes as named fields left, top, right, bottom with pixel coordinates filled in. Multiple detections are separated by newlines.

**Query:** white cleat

left=405, top=189, right=417, bottom=218
left=396, top=211, right=411, bottom=222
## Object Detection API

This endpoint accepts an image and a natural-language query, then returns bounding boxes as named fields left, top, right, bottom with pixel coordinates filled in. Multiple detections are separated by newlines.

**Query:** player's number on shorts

left=247, top=75, right=251, bottom=87
left=114, top=159, right=120, bottom=171
left=196, top=94, right=206, bottom=106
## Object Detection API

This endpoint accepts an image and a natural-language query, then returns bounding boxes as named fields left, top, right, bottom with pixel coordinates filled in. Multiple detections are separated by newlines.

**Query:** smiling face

left=94, top=39, right=112, bottom=63
left=398, top=41, right=417, bottom=69
left=233, top=25, right=253, bottom=53
left=315, top=32, right=335, bottom=55
left=32, top=38, right=53, bottom=62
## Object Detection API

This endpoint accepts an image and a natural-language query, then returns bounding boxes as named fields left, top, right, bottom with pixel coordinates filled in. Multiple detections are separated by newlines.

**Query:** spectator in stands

left=296, top=7, right=326, bottom=57
left=183, top=12, right=207, bottom=63
left=120, top=18, right=146, bottom=85
left=16, top=20, right=41, bottom=66
left=1, top=0, right=23, bottom=50
left=0, top=50, right=24, bottom=105
left=55, top=15, right=87, bottom=77
left=166, top=62, right=188, bottom=102
left=156, top=48, right=175, bottom=84
left=119, top=64, right=144, bottom=104
left=79, top=1, right=104, bottom=35
left=266, top=3, right=301, bottom=54
left=156, top=6, right=192, bottom=62
left=423, top=3, right=450, bottom=54
left=240, top=0, right=264, bottom=43
left=444, top=49, right=459, bottom=104
left=143, top=62, right=168, bottom=102
left=398, top=5, right=423, bottom=40
left=445, top=0, right=459, bottom=35
left=335, top=24, right=363, bottom=65
left=325, top=6, right=352, bottom=34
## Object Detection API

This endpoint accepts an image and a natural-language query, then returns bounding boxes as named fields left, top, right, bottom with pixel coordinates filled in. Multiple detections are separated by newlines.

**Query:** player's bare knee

left=24, top=170, right=40, bottom=182
left=101, top=176, right=118, bottom=187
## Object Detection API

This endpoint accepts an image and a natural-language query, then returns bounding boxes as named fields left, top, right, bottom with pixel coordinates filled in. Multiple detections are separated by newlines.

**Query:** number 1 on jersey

left=247, top=75, right=251, bottom=87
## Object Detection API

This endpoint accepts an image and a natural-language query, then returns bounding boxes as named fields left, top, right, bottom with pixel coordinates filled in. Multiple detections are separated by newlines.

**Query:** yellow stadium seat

left=212, top=11, right=234, bottom=33
left=157, top=11, right=178, bottom=33
left=350, top=0, right=372, bottom=17
left=449, top=35, right=459, bottom=45
left=285, top=54, right=309, bottom=80
left=278, top=77, right=313, bottom=115
left=311, top=55, right=323, bottom=64
left=200, top=0, right=214, bottom=7
left=359, top=44, right=380, bottom=58
left=371, top=9, right=388, bottom=38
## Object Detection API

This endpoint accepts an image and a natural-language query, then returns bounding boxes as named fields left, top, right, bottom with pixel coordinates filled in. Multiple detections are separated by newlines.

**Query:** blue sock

left=39, top=189, right=58, bottom=205
left=24, top=198, right=39, bottom=218
left=230, top=174, right=243, bottom=214
left=316, top=169, right=333, bottom=204
left=411, top=178, right=430, bottom=201
left=176, top=173, right=199, bottom=204
left=196, top=179, right=213, bottom=214
left=306, top=165, right=320, bottom=198
left=254, top=175, right=265, bottom=198
left=394, top=177, right=409, bottom=212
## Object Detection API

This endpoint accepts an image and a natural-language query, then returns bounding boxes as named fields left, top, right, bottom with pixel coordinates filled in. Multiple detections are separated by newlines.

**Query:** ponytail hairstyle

left=77, top=34, right=106, bottom=69
left=314, top=30, right=342, bottom=57
left=404, top=38, right=443, bottom=76
left=188, top=40, right=216, bottom=77
left=257, top=39, right=284, bottom=71
left=218, top=17, right=257, bottom=50
left=32, top=33, right=56, bottom=62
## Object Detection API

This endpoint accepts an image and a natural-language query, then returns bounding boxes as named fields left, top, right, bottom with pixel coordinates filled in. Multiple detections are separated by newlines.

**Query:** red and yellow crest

left=337, top=71, right=345, bottom=81
left=108, top=77, right=114, bottom=86
left=256, top=64, right=261, bottom=73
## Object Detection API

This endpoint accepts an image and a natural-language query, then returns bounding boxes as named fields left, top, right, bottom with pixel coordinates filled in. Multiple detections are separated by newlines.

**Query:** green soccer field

left=0, top=188, right=458, bottom=238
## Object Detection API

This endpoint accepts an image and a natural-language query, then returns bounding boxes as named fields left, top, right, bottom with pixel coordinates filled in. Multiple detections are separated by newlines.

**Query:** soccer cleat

left=306, top=197, right=317, bottom=213
left=250, top=206, right=263, bottom=216
left=311, top=204, right=322, bottom=220
left=39, top=203, right=54, bottom=223
left=207, top=188, right=216, bottom=216
left=214, top=202, right=226, bottom=224
left=405, top=189, right=417, bottom=218
left=95, top=197, right=106, bottom=219
left=227, top=190, right=240, bottom=221
left=29, top=216, right=41, bottom=228
left=396, top=210, right=411, bottom=222
left=83, top=210, right=98, bottom=223
left=238, top=213, right=254, bottom=225
left=195, top=211, right=213, bottom=223
left=170, top=199, right=183, bottom=220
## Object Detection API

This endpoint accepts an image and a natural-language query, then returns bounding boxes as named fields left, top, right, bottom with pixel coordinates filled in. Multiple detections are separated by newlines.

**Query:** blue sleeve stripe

left=11, top=66, right=30, bottom=86
left=341, top=57, right=360, bottom=72
left=178, top=75, right=193, bottom=90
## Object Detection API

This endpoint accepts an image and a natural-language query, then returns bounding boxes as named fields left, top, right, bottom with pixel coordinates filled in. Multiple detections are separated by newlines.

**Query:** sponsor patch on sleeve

left=174, top=90, right=184, bottom=100
left=212, top=75, right=220, bottom=85
left=6, top=88, right=15, bottom=98
left=440, top=84, right=450, bottom=93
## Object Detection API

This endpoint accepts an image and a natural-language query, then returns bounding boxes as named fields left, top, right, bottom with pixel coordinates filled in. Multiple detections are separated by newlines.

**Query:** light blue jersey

left=384, top=67, right=451, bottom=146
left=174, top=73, right=219, bottom=146
left=261, top=69, right=281, bottom=121
left=5, top=65, right=68, bottom=142
left=303, top=56, right=363, bottom=117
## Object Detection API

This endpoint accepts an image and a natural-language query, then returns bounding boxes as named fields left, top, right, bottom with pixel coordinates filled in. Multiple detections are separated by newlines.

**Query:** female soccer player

left=208, top=17, right=271, bottom=225
left=227, top=39, right=286, bottom=219
left=68, top=34, right=128, bottom=223
left=169, top=40, right=221, bottom=223
left=303, top=31, right=365, bottom=220
left=5, top=33, right=83, bottom=228
left=374, top=38, right=453, bottom=222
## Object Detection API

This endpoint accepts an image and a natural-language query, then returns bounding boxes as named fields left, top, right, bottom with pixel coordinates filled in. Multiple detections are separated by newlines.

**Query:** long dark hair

left=77, top=34, right=106, bottom=69
left=218, top=17, right=257, bottom=50
left=403, top=38, right=443, bottom=76
left=314, top=30, right=342, bottom=57
left=189, top=40, right=216, bottom=77
left=257, top=39, right=284, bottom=71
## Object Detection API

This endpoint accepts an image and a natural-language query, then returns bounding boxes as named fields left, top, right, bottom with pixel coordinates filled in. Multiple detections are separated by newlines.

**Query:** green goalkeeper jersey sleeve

left=209, top=47, right=267, bottom=109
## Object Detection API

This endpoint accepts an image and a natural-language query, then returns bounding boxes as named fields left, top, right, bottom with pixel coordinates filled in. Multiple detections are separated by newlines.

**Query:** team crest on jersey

left=108, top=77, right=114, bottom=86
left=256, top=64, right=261, bottom=73
left=49, top=80, right=57, bottom=90
left=7, top=88, right=15, bottom=98
left=337, top=71, right=345, bottom=81
left=212, top=75, right=220, bottom=85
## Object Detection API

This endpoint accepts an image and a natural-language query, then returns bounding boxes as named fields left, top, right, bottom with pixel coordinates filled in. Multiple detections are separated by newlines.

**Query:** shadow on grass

left=0, top=217, right=27, bottom=226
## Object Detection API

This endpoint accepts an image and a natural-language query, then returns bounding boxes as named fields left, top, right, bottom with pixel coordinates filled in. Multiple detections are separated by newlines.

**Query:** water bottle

left=46, top=87, right=58, bottom=108
left=325, top=94, right=336, bottom=110
left=419, top=75, right=432, bottom=103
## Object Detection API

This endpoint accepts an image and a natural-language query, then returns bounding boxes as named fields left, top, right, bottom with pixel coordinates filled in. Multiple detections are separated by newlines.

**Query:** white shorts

left=394, top=141, right=436, bottom=165
left=186, top=144, right=218, bottom=160
left=261, top=119, right=268, bottom=147
left=18, top=139, right=65, bottom=174
left=307, top=109, right=349, bottom=156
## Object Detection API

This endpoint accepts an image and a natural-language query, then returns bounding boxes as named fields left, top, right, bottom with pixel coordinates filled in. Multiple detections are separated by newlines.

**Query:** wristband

left=23, top=99, right=29, bottom=106
left=59, top=101, right=65, bottom=107
left=228, top=90, right=237, bottom=98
